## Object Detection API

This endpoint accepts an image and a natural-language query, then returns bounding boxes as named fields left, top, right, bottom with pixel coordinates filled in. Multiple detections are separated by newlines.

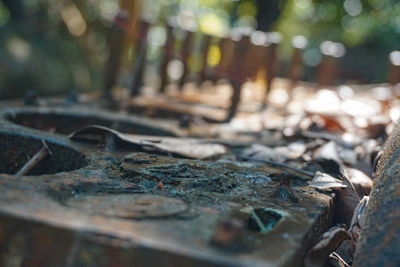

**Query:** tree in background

left=0, top=0, right=115, bottom=98
left=276, top=0, right=400, bottom=83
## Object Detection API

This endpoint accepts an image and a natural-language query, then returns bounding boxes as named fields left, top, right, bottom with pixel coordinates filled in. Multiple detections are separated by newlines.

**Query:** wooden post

left=288, top=35, right=307, bottom=84
left=248, top=31, right=268, bottom=81
left=130, top=19, right=151, bottom=97
left=317, top=41, right=346, bottom=86
left=388, top=50, right=400, bottom=85
left=264, top=32, right=282, bottom=103
left=159, top=21, right=176, bottom=93
left=212, top=37, right=232, bottom=83
left=103, top=11, right=129, bottom=98
left=199, top=34, right=212, bottom=83
left=178, top=28, right=196, bottom=89
left=225, top=29, right=251, bottom=121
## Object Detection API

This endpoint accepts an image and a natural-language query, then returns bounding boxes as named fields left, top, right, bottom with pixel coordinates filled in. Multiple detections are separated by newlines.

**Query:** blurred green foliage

left=0, top=0, right=114, bottom=98
left=277, top=0, right=400, bottom=82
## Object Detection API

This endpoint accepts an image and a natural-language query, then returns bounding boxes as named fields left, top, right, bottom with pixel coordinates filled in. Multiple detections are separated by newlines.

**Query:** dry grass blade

left=15, top=140, right=52, bottom=176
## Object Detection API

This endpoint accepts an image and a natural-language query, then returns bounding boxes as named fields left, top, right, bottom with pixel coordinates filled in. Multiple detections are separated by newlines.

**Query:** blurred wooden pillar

left=159, top=21, right=176, bottom=93
left=103, top=0, right=141, bottom=97
left=288, top=36, right=307, bottom=85
left=130, top=19, right=151, bottom=96
left=199, top=34, right=212, bottom=83
left=248, top=31, right=269, bottom=81
left=388, top=51, right=400, bottom=85
left=103, top=11, right=130, bottom=97
left=317, top=41, right=346, bottom=86
left=225, top=30, right=251, bottom=121
left=317, top=56, right=337, bottom=86
left=119, top=0, right=141, bottom=36
left=264, top=32, right=282, bottom=103
left=214, top=36, right=237, bottom=82
left=178, top=28, right=196, bottom=89
left=119, top=0, right=142, bottom=64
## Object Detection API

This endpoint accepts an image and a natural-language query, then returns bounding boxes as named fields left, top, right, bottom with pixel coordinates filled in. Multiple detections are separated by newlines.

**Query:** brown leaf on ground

left=335, top=185, right=360, bottom=228
left=344, top=167, right=373, bottom=197
left=69, top=125, right=227, bottom=159
left=311, top=158, right=361, bottom=227
left=305, top=226, right=351, bottom=267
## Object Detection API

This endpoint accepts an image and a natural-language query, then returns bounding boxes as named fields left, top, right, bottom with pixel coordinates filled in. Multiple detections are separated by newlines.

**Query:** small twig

left=300, top=131, right=355, bottom=148
left=342, top=174, right=361, bottom=202
left=236, top=155, right=315, bottom=178
left=249, top=210, right=269, bottom=233
left=330, top=252, right=350, bottom=267
left=16, top=140, right=52, bottom=176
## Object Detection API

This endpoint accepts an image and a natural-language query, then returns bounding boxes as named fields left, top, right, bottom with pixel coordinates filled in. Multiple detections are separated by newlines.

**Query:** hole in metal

left=247, top=208, right=283, bottom=233
left=0, top=132, right=86, bottom=175
left=5, top=110, right=174, bottom=136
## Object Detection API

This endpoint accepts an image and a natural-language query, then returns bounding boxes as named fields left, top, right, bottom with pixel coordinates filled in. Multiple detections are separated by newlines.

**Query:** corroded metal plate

left=67, top=194, right=188, bottom=219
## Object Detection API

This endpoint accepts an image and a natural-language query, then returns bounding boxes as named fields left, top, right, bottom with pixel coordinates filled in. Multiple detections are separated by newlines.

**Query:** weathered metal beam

left=0, top=105, right=336, bottom=267
left=353, top=122, right=400, bottom=266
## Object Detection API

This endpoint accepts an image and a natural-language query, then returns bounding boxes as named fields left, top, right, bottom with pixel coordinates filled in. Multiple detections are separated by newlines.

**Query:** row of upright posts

left=104, top=10, right=399, bottom=122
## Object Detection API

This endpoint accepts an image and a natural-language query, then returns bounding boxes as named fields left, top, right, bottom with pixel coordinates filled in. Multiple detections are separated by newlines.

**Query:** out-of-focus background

left=0, top=0, right=399, bottom=98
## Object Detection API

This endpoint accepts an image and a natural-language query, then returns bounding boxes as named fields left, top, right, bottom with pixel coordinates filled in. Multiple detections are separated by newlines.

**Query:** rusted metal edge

left=353, top=122, right=400, bottom=266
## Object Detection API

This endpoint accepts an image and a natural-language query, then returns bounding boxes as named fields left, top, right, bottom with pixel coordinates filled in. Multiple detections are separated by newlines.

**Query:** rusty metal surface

left=0, top=106, right=336, bottom=266
left=1, top=106, right=184, bottom=137
left=353, top=122, right=400, bottom=266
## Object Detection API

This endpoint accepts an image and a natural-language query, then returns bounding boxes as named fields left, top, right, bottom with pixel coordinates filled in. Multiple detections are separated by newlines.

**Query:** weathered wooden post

left=199, top=33, right=212, bottom=84
left=225, top=28, right=251, bottom=122
left=264, top=32, right=282, bottom=103
left=103, top=10, right=129, bottom=98
left=248, top=31, right=269, bottom=81
left=130, top=19, right=151, bottom=97
left=288, top=35, right=308, bottom=85
left=178, top=24, right=196, bottom=89
left=317, top=41, right=346, bottom=86
left=159, top=19, right=176, bottom=93
left=213, top=36, right=233, bottom=83
left=388, top=50, right=400, bottom=85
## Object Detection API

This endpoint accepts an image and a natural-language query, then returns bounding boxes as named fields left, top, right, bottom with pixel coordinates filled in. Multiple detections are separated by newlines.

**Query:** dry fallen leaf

left=69, top=125, right=227, bottom=159
left=304, top=226, right=351, bottom=267
left=310, top=171, right=347, bottom=190
left=345, top=167, right=373, bottom=197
